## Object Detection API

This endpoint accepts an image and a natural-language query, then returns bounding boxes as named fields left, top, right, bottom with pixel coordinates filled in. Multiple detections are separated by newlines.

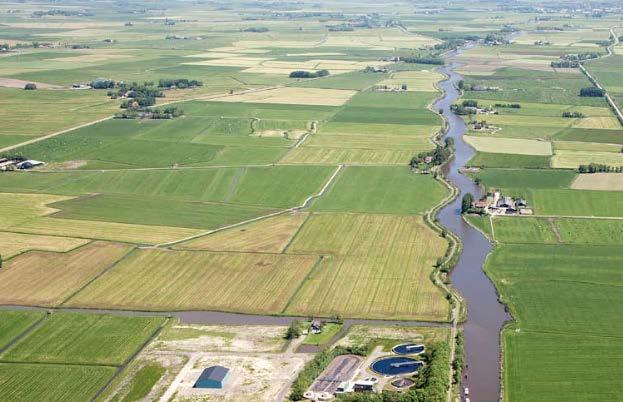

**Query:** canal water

left=434, top=58, right=511, bottom=402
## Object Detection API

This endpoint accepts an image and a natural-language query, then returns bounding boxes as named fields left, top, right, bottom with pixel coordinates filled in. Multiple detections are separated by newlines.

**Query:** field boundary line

left=59, top=246, right=138, bottom=307
left=91, top=316, right=170, bottom=402
left=0, top=115, right=115, bottom=154
left=280, top=255, right=325, bottom=314
left=281, top=212, right=313, bottom=253
left=579, top=27, right=623, bottom=127
left=0, top=312, right=49, bottom=356
left=490, top=215, right=496, bottom=241
left=153, top=164, right=344, bottom=247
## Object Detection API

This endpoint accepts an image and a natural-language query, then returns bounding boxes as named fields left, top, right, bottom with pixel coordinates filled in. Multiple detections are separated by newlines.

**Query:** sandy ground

left=123, top=323, right=314, bottom=402
left=0, top=77, right=61, bottom=89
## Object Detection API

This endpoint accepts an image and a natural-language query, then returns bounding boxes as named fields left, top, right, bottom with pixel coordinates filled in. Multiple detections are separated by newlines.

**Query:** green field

left=467, top=152, right=551, bottom=169
left=0, top=311, right=44, bottom=350
left=471, top=168, right=576, bottom=190
left=312, top=166, right=446, bottom=214
left=487, top=244, right=623, bottom=402
left=0, top=363, right=115, bottom=402
left=1, top=313, right=164, bottom=365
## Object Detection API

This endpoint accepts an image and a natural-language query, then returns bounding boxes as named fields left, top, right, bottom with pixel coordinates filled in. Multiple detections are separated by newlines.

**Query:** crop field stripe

left=223, top=167, right=246, bottom=203
left=280, top=255, right=325, bottom=313
left=90, top=316, right=170, bottom=402
left=0, top=313, right=48, bottom=356
left=281, top=212, right=313, bottom=253
left=59, top=246, right=137, bottom=307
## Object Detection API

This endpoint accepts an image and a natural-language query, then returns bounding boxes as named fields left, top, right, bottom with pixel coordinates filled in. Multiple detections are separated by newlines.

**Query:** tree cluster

left=284, top=321, right=302, bottom=340
left=579, top=87, right=605, bottom=97
left=112, top=82, right=164, bottom=108
left=562, top=111, right=585, bottom=118
left=158, top=78, right=203, bottom=89
left=409, top=138, right=454, bottom=169
left=289, top=69, right=330, bottom=79
left=23, top=83, right=37, bottom=90
left=90, top=78, right=116, bottom=89
left=578, top=163, right=623, bottom=173
left=461, top=193, right=474, bottom=214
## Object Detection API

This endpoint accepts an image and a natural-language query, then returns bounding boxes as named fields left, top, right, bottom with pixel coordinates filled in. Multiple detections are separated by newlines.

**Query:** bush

left=461, top=193, right=474, bottom=214
left=285, top=321, right=302, bottom=340
left=23, top=83, right=37, bottom=90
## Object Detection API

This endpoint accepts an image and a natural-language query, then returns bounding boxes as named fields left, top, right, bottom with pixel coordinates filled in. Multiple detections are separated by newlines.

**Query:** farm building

left=193, top=366, right=230, bottom=389
left=310, top=319, right=323, bottom=334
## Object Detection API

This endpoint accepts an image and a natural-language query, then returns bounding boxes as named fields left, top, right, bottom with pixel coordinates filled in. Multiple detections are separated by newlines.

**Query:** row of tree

left=580, top=87, right=606, bottom=97
left=562, top=111, right=585, bottom=118
left=289, top=70, right=330, bottom=79
left=114, top=107, right=184, bottom=120
left=578, top=163, right=623, bottom=173
left=402, top=56, right=444, bottom=65
left=157, top=78, right=203, bottom=89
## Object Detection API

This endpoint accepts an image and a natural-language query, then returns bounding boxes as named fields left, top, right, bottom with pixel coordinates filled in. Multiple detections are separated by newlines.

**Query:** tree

left=457, top=80, right=465, bottom=90
left=461, top=193, right=474, bottom=214
left=285, top=321, right=302, bottom=339
left=23, top=83, right=37, bottom=90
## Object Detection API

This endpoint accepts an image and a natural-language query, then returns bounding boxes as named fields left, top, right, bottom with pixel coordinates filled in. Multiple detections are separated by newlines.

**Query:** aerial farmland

left=1, top=0, right=622, bottom=401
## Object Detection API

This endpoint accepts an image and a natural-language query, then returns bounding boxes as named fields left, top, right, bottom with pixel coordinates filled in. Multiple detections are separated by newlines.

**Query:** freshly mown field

left=0, top=311, right=44, bottom=350
left=66, top=249, right=319, bottom=314
left=0, top=241, right=131, bottom=306
left=486, top=244, right=623, bottom=402
left=285, top=213, right=449, bottom=321
left=0, top=363, right=115, bottom=402
left=0, top=231, right=89, bottom=259
left=464, top=136, right=552, bottom=156
left=1, top=312, right=165, bottom=365
left=571, top=172, right=623, bottom=191
left=312, top=166, right=446, bottom=215
left=177, top=212, right=307, bottom=253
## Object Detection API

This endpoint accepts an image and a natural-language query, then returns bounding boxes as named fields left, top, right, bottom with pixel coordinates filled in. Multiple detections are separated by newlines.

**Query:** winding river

left=435, top=55, right=511, bottom=402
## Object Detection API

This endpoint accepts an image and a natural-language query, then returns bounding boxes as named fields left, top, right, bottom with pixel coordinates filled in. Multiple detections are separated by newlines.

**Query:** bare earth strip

left=571, top=173, right=623, bottom=191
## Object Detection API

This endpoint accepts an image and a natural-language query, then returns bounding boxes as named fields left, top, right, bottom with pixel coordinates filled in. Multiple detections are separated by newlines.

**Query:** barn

left=193, top=366, right=230, bottom=389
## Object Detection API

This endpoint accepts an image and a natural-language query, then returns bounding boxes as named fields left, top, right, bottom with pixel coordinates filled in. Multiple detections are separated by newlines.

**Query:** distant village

left=472, top=190, right=533, bottom=216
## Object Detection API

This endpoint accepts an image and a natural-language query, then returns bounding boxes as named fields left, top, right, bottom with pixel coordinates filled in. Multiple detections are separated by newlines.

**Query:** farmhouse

left=193, top=366, right=230, bottom=389
left=310, top=319, right=323, bottom=334
left=473, top=191, right=530, bottom=216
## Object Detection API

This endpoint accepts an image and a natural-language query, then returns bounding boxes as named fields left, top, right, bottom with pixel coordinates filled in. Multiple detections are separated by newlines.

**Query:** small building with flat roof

left=194, top=366, right=230, bottom=389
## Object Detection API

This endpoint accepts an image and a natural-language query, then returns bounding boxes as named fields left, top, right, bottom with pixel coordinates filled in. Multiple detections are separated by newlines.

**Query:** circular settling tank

left=391, top=378, right=415, bottom=389
left=392, top=343, right=425, bottom=355
left=371, top=357, right=423, bottom=376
